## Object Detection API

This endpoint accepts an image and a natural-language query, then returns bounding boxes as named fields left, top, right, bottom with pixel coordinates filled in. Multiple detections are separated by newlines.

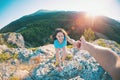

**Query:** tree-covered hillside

left=0, top=10, right=120, bottom=47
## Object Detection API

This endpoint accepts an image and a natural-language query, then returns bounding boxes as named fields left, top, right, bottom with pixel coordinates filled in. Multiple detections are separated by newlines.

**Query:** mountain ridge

left=0, top=10, right=120, bottom=47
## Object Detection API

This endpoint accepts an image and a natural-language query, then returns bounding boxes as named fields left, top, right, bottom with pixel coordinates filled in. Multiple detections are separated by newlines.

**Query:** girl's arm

left=67, top=36, right=81, bottom=49
left=66, top=36, right=75, bottom=44
left=66, top=36, right=81, bottom=48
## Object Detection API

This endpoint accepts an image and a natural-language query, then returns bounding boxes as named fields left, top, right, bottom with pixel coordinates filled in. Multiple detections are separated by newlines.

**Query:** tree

left=83, top=28, right=95, bottom=41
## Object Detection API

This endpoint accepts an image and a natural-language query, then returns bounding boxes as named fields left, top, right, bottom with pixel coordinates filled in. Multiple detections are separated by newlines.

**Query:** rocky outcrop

left=0, top=39, right=119, bottom=80
left=26, top=48, right=112, bottom=80
left=0, top=32, right=25, bottom=48
left=93, top=39, right=120, bottom=56
left=4, top=32, right=25, bottom=48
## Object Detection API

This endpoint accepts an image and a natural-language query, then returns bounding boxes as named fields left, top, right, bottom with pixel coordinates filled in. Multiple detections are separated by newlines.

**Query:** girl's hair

left=52, top=28, right=68, bottom=40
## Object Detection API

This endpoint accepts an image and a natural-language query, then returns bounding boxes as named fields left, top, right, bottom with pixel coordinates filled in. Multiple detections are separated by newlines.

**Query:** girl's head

left=53, top=28, right=67, bottom=43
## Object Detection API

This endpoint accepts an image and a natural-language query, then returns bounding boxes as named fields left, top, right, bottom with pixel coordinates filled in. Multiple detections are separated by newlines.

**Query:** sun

left=78, top=0, right=108, bottom=18
left=85, top=12, right=97, bottom=18
left=85, top=9, right=105, bottom=18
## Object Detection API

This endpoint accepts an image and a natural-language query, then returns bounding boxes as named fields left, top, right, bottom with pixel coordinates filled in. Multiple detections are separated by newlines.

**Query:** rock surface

left=0, top=37, right=120, bottom=80
left=0, top=32, right=25, bottom=48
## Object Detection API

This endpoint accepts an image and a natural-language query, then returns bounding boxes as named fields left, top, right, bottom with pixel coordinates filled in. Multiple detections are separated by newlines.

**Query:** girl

left=53, top=28, right=80, bottom=71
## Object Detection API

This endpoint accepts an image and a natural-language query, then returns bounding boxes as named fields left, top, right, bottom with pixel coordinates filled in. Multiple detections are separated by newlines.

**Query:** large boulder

left=1, top=32, right=25, bottom=48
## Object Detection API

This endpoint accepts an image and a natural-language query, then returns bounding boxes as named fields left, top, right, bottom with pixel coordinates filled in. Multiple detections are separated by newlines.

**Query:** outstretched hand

left=79, top=36, right=86, bottom=50
left=74, top=40, right=81, bottom=49
left=74, top=36, right=120, bottom=80
left=73, top=36, right=86, bottom=50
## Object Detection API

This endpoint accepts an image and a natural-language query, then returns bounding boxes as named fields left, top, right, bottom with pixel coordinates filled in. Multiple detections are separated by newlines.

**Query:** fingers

left=73, top=40, right=81, bottom=49
left=80, top=36, right=86, bottom=42
left=73, top=36, right=86, bottom=50
left=76, top=40, right=81, bottom=48
left=79, top=36, right=86, bottom=50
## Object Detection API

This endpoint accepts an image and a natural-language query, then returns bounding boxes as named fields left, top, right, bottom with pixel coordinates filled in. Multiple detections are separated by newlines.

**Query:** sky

left=0, top=0, right=120, bottom=29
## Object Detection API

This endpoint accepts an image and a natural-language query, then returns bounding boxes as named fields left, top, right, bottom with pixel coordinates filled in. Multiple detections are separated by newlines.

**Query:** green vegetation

left=9, top=76, right=19, bottom=80
left=66, top=54, right=73, bottom=60
left=0, top=10, right=120, bottom=47
left=12, top=53, right=18, bottom=60
left=0, top=52, right=18, bottom=62
left=96, top=39, right=106, bottom=47
left=83, top=28, right=95, bottom=42
left=0, top=34, right=4, bottom=45
left=6, top=43, right=18, bottom=48
left=28, top=47, right=38, bottom=51
left=0, top=53, right=11, bottom=62
left=67, top=45, right=73, bottom=49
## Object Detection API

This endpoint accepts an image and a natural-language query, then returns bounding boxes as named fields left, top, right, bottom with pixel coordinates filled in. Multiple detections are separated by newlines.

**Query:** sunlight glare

left=78, top=0, right=109, bottom=17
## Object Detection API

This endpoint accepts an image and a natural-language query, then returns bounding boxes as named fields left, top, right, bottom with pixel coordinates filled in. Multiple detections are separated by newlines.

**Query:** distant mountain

left=0, top=10, right=120, bottom=47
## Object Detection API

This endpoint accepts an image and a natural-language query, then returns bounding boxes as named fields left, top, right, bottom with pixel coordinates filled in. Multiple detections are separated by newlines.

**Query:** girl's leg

left=55, top=49, right=61, bottom=66
left=55, top=49, right=63, bottom=71
left=61, top=47, right=67, bottom=65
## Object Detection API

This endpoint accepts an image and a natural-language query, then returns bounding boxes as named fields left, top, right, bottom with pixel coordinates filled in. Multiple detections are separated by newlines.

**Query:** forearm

left=84, top=42, right=119, bottom=64
left=84, top=42, right=120, bottom=80
left=66, top=36, right=75, bottom=44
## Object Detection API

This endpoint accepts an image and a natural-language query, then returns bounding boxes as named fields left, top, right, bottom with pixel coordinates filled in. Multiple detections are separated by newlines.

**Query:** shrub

left=9, top=76, right=19, bottom=80
left=83, top=28, right=95, bottom=42
left=67, top=45, right=73, bottom=49
left=65, top=54, right=73, bottom=60
left=97, top=39, right=106, bottom=47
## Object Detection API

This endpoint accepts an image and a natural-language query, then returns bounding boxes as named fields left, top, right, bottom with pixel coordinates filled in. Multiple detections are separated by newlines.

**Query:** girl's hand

left=79, top=36, right=86, bottom=50
left=73, top=40, right=81, bottom=49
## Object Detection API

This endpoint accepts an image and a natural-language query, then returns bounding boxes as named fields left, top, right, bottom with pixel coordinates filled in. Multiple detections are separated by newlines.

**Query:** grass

left=97, top=39, right=106, bottom=47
